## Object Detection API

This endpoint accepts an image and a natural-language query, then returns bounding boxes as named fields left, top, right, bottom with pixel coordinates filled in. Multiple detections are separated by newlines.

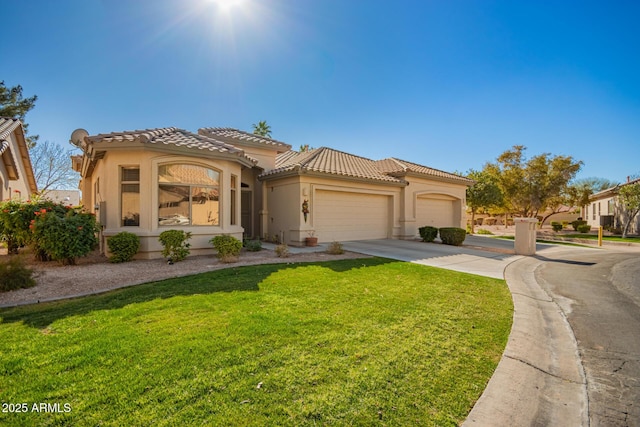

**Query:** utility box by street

left=514, top=217, right=538, bottom=255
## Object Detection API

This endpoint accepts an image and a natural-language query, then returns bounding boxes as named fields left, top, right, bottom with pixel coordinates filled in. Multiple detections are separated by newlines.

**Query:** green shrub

left=562, top=221, right=570, bottom=228
left=243, top=239, right=262, bottom=252
left=571, top=220, right=588, bottom=231
left=326, top=241, right=344, bottom=255
left=0, top=256, right=36, bottom=292
left=577, top=224, right=592, bottom=233
left=31, top=209, right=99, bottom=265
left=418, top=226, right=438, bottom=242
left=439, top=227, right=467, bottom=246
left=0, top=199, right=68, bottom=254
left=551, top=222, right=563, bottom=232
left=107, top=232, right=140, bottom=263
left=211, top=235, right=242, bottom=263
left=159, top=230, right=192, bottom=262
left=275, top=244, right=289, bottom=258
left=476, top=228, right=494, bottom=235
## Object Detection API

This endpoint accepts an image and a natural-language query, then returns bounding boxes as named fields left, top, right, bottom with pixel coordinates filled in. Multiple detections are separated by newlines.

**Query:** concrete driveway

left=342, top=236, right=556, bottom=279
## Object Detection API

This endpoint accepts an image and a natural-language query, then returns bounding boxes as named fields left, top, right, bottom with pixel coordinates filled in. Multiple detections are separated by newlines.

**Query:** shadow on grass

left=0, top=257, right=394, bottom=329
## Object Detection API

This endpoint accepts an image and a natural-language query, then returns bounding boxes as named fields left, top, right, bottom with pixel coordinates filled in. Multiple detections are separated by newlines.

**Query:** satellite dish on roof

left=70, top=128, right=89, bottom=148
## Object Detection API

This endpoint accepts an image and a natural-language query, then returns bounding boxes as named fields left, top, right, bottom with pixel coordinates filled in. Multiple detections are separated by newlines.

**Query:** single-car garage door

left=315, top=190, right=390, bottom=241
left=416, top=195, right=456, bottom=229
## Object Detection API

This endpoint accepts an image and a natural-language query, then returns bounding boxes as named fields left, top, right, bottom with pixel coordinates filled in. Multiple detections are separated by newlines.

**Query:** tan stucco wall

left=585, top=196, right=616, bottom=228
left=82, top=149, right=245, bottom=259
left=241, top=145, right=279, bottom=171
left=400, top=176, right=467, bottom=238
left=263, top=175, right=403, bottom=245
left=1, top=132, right=36, bottom=200
left=262, top=173, right=469, bottom=245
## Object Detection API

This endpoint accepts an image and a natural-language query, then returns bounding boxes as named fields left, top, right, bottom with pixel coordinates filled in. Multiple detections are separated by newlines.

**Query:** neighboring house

left=0, top=118, right=37, bottom=200
left=43, top=189, right=81, bottom=206
left=584, top=177, right=640, bottom=234
left=71, top=126, right=472, bottom=258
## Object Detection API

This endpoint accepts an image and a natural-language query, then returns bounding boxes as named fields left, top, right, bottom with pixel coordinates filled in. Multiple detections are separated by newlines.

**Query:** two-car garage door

left=314, top=190, right=390, bottom=242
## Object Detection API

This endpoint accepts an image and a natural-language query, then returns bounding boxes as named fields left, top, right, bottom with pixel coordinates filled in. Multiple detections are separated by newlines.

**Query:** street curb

left=463, top=255, right=589, bottom=426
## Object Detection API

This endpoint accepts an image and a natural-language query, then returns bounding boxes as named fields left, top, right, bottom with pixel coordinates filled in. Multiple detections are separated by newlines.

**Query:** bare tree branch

left=30, top=141, right=80, bottom=194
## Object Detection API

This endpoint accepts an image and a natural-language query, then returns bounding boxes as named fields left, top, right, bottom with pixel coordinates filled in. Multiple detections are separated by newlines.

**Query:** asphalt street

left=535, top=251, right=640, bottom=427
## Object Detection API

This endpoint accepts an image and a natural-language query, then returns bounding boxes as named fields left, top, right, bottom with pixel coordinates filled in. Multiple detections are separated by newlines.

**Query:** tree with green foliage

left=0, top=81, right=38, bottom=148
left=618, top=179, right=640, bottom=238
left=466, top=169, right=503, bottom=234
left=252, top=120, right=272, bottom=138
left=485, top=145, right=582, bottom=219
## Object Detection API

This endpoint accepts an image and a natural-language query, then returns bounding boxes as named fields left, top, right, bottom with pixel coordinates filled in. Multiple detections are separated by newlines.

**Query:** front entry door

left=241, top=191, right=252, bottom=238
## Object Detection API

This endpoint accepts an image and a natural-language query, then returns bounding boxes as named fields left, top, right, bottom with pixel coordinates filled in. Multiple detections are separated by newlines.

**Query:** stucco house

left=0, top=118, right=37, bottom=200
left=71, top=126, right=472, bottom=258
left=584, top=176, right=640, bottom=235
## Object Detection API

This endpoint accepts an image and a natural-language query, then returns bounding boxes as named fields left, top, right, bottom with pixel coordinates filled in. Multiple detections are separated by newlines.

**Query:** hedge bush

left=577, top=224, right=592, bottom=233
left=418, top=226, right=438, bottom=243
left=159, top=230, right=192, bottom=262
left=31, top=209, right=99, bottom=265
left=211, top=235, right=242, bottom=263
left=571, top=220, right=588, bottom=231
left=243, top=239, right=262, bottom=252
left=439, top=227, right=467, bottom=246
left=107, top=232, right=140, bottom=263
left=0, top=256, right=36, bottom=292
left=0, top=199, right=68, bottom=254
left=551, top=222, right=563, bottom=232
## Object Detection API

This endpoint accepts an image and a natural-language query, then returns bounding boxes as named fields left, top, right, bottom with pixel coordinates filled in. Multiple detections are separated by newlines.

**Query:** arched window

left=158, top=164, right=220, bottom=226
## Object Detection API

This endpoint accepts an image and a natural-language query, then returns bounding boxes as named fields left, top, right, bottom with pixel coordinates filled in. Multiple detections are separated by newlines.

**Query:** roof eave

left=391, top=170, right=474, bottom=186
left=260, top=169, right=407, bottom=187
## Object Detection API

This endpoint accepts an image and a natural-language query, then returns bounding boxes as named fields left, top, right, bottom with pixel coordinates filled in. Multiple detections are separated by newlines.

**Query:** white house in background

left=0, top=118, right=37, bottom=200
left=70, top=126, right=473, bottom=258
left=44, top=189, right=81, bottom=206
left=584, top=176, right=640, bottom=235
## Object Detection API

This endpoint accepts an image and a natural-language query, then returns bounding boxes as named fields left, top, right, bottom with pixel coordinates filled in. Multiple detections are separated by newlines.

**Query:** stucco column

left=514, top=217, right=538, bottom=255
left=259, top=180, right=268, bottom=239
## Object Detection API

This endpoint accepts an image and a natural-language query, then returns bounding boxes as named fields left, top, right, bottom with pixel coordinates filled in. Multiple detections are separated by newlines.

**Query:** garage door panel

left=315, top=190, right=389, bottom=241
left=416, top=197, right=455, bottom=229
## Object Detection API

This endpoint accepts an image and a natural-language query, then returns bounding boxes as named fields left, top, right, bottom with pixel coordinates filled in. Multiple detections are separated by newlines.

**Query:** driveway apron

left=342, top=237, right=529, bottom=279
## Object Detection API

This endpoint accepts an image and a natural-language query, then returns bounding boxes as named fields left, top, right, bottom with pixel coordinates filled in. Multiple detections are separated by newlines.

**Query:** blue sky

left=3, top=0, right=639, bottom=182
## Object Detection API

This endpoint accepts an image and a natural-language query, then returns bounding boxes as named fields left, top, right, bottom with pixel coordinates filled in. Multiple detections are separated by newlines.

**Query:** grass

left=562, top=233, right=640, bottom=243
left=490, top=235, right=594, bottom=248
left=0, top=258, right=512, bottom=426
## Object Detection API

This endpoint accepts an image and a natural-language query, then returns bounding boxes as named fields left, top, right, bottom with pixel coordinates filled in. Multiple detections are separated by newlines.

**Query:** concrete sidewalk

left=463, top=252, right=589, bottom=427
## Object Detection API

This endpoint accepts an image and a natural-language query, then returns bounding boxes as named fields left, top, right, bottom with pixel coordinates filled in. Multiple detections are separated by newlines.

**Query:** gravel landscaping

left=0, top=248, right=368, bottom=307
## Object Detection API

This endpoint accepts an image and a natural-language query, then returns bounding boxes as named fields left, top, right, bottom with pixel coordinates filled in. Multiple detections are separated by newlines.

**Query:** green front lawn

left=0, top=258, right=512, bottom=426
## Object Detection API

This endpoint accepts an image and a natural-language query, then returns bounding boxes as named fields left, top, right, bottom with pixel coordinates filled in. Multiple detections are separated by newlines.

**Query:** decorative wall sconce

left=302, top=199, right=309, bottom=222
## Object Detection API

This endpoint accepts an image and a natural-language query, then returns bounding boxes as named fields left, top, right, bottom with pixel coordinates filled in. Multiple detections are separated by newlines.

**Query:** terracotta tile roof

left=376, top=158, right=474, bottom=184
left=198, top=127, right=291, bottom=151
left=86, top=127, right=257, bottom=165
left=261, top=147, right=405, bottom=183
left=262, top=148, right=471, bottom=185
left=0, top=118, right=37, bottom=192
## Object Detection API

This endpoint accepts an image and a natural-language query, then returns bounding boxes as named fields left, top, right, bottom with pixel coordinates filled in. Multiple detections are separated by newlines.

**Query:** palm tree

left=252, top=120, right=271, bottom=138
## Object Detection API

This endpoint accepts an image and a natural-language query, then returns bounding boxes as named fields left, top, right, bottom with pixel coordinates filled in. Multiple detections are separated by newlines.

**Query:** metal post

left=598, top=226, right=603, bottom=247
